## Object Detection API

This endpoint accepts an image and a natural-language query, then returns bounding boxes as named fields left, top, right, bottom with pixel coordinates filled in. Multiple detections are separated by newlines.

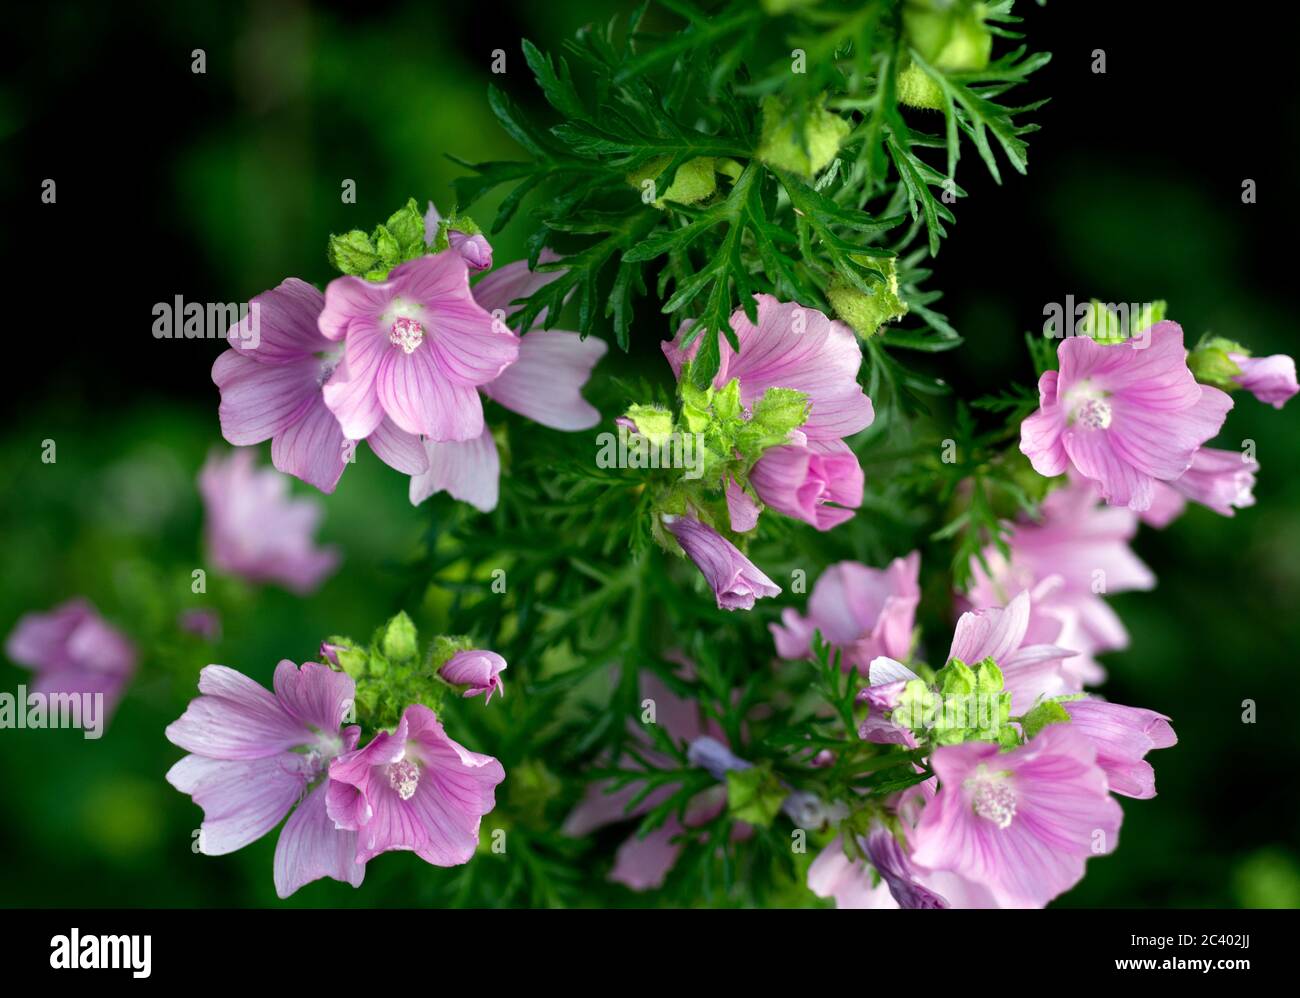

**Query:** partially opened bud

left=439, top=649, right=508, bottom=703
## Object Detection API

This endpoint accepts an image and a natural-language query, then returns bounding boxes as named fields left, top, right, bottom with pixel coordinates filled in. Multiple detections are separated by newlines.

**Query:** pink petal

left=409, top=427, right=500, bottom=512
left=166, top=753, right=305, bottom=855
left=376, top=341, right=486, bottom=440
left=273, top=781, right=365, bottom=898
left=270, top=392, right=349, bottom=494
left=366, top=417, right=429, bottom=475
left=212, top=350, right=319, bottom=446
left=482, top=330, right=607, bottom=430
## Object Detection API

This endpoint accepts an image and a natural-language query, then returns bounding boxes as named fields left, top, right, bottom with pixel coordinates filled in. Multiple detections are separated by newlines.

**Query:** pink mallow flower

left=409, top=253, right=607, bottom=512
left=165, top=661, right=364, bottom=899
left=1229, top=351, right=1298, bottom=409
left=770, top=553, right=920, bottom=673
left=199, top=448, right=340, bottom=595
left=212, top=278, right=428, bottom=493
left=5, top=598, right=136, bottom=720
left=326, top=704, right=504, bottom=867
left=966, top=478, right=1153, bottom=659
left=1020, top=322, right=1232, bottom=511
left=662, top=514, right=780, bottom=611
left=1061, top=698, right=1176, bottom=799
left=750, top=438, right=864, bottom=530
left=908, top=724, right=1122, bottom=908
left=439, top=649, right=507, bottom=703
left=319, top=252, right=519, bottom=443
left=662, top=294, right=875, bottom=442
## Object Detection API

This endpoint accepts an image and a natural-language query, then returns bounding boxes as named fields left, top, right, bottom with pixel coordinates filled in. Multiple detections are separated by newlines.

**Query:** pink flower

left=750, top=440, right=864, bottom=530
left=211, top=278, right=428, bottom=493
left=947, top=589, right=1080, bottom=714
left=770, top=553, right=919, bottom=673
left=662, top=514, right=780, bottom=611
left=319, top=253, right=519, bottom=442
left=908, top=724, right=1122, bottom=908
left=966, top=478, right=1153, bottom=657
left=424, top=202, right=493, bottom=272
left=408, top=254, right=607, bottom=512
left=1020, top=322, right=1232, bottom=511
left=439, top=649, right=507, bottom=703
left=165, top=661, right=364, bottom=899
left=1229, top=351, right=1298, bottom=409
left=662, top=294, right=875, bottom=442
left=199, top=448, right=340, bottom=595
left=5, top=598, right=136, bottom=720
left=1061, top=698, right=1176, bottom=799
left=326, top=704, right=504, bottom=867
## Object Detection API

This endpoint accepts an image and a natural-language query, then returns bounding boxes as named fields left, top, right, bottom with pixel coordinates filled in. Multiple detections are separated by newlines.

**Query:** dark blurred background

left=1, top=0, right=1297, bottom=907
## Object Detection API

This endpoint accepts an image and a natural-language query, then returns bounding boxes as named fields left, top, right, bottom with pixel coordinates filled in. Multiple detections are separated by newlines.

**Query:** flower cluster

left=212, top=198, right=605, bottom=512
left=625, top=296, right=875, bottom=610
left=164, top=614, right=506, bottom=898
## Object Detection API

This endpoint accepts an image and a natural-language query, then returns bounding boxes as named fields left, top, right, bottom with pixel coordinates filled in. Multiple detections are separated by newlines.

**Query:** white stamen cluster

left=387, top=758, right=420, bottom=800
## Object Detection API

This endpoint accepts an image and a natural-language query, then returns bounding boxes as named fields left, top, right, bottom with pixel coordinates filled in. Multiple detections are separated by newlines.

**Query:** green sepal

left=624, top=403, right=676, bottom=445
left=327, top=229, right=382, bottom=277
left=427, top=634, right=475, bottom=673
left=1020, top=699, right=1071, bottom=740
left=756, top=95, right=850, bottom=178
left=1188, top=335, right=1247, bottom=389
left=974, top=657, right=1004, bottom=694
left=939, top=658, right=975, bottom=697
left=323, top=635, right=369, bottom=679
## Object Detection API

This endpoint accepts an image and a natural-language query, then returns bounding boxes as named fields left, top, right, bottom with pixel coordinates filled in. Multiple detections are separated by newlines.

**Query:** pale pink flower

left=199, top=448, right=339, bottom=595
left=319, top=253, right=518, bottom=442
left=1020, top=322, right=1232, bottom=511
left=771, top=553, right=920, bottom=673
left=908, top=725, right=1122, bottom=908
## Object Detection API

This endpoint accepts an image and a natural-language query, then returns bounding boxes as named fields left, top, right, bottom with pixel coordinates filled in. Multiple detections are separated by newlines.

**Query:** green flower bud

left=826, top=257, right=908, bottom=338
left=380, top=611, right=419, bottom=664
left=904, top=0, right=993, bottom=72
left=626, top=156, right=717, bottom=209
left=756, top=95, right=850, bottom=178
left=896, top=63, right=945, bottom=111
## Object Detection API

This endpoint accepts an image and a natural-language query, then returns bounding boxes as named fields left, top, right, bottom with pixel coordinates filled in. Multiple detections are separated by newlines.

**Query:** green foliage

left=455, top=0, right=1047, bottom=387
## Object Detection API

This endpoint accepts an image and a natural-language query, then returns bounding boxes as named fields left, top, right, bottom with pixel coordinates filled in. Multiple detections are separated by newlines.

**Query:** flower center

left=966, top=768, right=1017, bottom=829
left=389, top=316, right=425, bottom=354
left=386, top=758, right=420, bottom=800
left=1072, top=396, right=1112, bottom=430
